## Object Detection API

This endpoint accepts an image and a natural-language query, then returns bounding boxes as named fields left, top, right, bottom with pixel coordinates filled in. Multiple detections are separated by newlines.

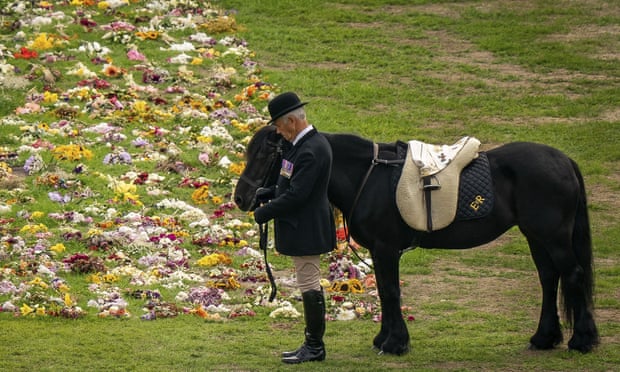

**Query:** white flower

left=269, top=302, right=301, bottom=319
left=2, top=301, right=16, bottom=312
left=106, top=0, right=129, bottom=9
left=0, top=204, right=11, bottom=214
left=66, top=62, right=97, bottom=79
left=105, top=208, right=119, bottom=219
left=188, top=218, right=211, bottom=228
left=189, top=32, right=216, bottom=45
left=218, top=156, right=232, bottom=168
left=30, top=16, right=53, bottom=28
left=163, top=42, right=196, bottom=52
left=175, top=291, right=189, bottom=302
left=336, top=309, right=357, bottom=321
left=168, top=53, right=193, bottom=64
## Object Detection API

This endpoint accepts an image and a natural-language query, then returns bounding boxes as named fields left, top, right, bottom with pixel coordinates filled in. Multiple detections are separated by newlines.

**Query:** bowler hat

left=268, top=92, right=308, bottom=124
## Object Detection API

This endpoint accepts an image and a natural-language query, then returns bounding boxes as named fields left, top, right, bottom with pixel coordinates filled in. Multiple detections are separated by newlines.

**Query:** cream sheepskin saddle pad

left=396, top=136, right=481, bottom=231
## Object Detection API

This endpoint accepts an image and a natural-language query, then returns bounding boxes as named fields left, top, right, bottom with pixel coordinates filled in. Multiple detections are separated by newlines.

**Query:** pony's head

left=234, top=125, right=284, bottom=211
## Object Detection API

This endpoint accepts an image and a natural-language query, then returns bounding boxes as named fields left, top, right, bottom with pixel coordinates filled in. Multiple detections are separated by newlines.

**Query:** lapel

left=284, top=128, right=317, bottom=159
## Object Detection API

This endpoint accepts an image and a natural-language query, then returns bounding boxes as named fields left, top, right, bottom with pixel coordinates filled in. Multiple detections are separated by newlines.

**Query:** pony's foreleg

left=371, top=247, right=410, bottom=355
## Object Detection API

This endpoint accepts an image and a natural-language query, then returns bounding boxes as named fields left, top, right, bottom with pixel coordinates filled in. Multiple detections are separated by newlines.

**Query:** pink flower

left=198, top=152, right=210, bottom=166
left=127, top=49, right=146, bottom=61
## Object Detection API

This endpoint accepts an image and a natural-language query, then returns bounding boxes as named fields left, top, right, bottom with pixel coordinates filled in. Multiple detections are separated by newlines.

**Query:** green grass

left=1, top=0, right=618, bottom=370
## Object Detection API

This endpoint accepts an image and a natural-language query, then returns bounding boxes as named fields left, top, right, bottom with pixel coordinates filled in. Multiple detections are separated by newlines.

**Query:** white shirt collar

left=292, top=125, right=313, bottom=146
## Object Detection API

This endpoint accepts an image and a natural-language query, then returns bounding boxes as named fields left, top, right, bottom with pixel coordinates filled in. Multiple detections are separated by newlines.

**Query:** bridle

left=240, top=138, right=284, bottom=209
left=241, top=136, right=284, bottom=302
left=239, top=138, right=283, bottom=190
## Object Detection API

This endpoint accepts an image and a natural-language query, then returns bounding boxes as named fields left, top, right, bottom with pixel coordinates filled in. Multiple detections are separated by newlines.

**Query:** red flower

left=79, top=18, right=97, bottom=29
left=13, top=47, right=38, bottom=59
left=336, top=227, right=348, bottom=241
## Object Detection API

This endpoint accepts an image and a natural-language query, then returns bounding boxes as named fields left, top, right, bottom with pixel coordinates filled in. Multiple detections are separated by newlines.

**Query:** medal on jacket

left=280, top=159, right=294, bottom=178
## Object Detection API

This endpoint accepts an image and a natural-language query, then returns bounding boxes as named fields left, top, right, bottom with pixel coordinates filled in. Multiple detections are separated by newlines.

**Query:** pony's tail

left=561, top=159, right=594, bottom=325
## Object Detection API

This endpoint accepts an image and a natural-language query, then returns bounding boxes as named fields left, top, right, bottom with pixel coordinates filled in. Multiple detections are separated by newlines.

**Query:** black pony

left=234, top=125, right=599, bottom=355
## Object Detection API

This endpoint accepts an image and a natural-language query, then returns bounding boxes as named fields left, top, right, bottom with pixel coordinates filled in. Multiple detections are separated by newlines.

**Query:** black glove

left=254, top=206, right=269, bottom=224
left=255, top=187, right=275, bottom=203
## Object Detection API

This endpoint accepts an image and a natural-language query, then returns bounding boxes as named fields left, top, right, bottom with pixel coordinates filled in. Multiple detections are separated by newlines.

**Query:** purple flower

left=23, top=155, right=42, bottom=174
left=48, top=191, right=71, bottom=204
left=0, top=280, right=17, bottom=295
left=131, top=138, right=149, bottom=147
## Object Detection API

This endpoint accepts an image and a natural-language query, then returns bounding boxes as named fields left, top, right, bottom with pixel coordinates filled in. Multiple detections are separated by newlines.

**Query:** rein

left=259, top=220, right=277, bottom=302
left=345, top=143, right=404, bottom=268
left=255, top=139, right=283, bottom=302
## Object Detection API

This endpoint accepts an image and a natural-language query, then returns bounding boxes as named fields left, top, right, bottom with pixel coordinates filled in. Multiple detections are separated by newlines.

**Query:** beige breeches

left=291, top=255, right=321, bottom=293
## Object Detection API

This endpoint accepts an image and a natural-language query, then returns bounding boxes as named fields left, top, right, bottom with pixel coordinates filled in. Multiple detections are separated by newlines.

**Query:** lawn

left=0, top=0, right=618, bottom=370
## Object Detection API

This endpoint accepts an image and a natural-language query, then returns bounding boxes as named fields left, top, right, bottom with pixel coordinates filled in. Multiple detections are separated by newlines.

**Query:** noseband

left=240, top=138, right=283, bottom=192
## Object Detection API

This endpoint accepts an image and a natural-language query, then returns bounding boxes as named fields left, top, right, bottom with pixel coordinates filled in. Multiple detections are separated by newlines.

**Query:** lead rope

left=259, top=221, right=278, bottom=302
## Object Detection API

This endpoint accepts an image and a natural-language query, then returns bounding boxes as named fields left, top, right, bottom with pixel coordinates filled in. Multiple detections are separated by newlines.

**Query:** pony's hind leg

left=527, top=234, right=599, bottom=353
left=528, top=243, right=563, bottom=350
left=563, top=265, right=600, bottom=353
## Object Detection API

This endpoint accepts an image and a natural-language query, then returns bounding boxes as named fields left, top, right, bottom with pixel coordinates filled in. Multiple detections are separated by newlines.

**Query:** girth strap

left=422, top=175, right=441, bottom=232
left=345, top=143, right=405, bottom=267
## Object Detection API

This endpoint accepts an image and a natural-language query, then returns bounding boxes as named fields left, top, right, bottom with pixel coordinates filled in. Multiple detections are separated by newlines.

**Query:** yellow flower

left=50, top=243, right=66, bottom=253
left=113, top=181, right=136, bottom=194
left=191, top=185, right=210, bottom=205
left=102, top=273, right=119, bottom=283
left=211, top=195, right=223, bottom=205
left=98, top=1, right=109, bottom=9
left=20, top=303, right=34, bottom=316
left=231, top=120, right=250, bottom=132
left=86, top=228, right=103, bottom=237
left=36, top=306, right=47, bottom=316
left=88, top=273, right=102, bottom=284
left=64, top=293, right=73, bottom=307
left=43, top=91, right=58, bottom=104
left=190, top=57, right=203, bottom=65
left=196, top=135, right=213, bottom=144
left=132, top=100, right=148, bottom=113
left=197, top=253, right=231, bottom=267
left=51, top=144, right=93, bottom=161
left=20, top=223, right=48, bottom=234
left=122, top=192, right=143, bottom=206
left=228, top=162, right=245, bottom=175
left=135, top=30, right=160, bottom=40
left=29, top=277, right=49, bottom=289
left=30, top=33, right=55, bottom=50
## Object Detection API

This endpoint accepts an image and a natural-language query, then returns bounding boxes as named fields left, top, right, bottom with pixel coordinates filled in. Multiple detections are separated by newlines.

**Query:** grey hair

left=283, top=107, right=306, bottom=121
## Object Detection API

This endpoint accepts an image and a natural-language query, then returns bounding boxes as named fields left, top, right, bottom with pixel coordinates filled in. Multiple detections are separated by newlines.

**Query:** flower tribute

left=0, top=0, right=411, bottom=323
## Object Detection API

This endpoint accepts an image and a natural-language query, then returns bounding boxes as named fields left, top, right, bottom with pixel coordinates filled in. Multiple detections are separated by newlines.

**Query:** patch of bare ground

left=0, top=167, right=26, bottom=190
left=420, top=29, right=615, bottom=98
left=401, top=242, right=541, bottom=322
left=414, top=0, right=620, bottom=19
left=586, top=164, right=620, bottom=230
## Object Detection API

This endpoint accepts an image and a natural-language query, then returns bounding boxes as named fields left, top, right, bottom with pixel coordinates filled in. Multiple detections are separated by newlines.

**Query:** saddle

left=395, top=136, right=492, bottom=232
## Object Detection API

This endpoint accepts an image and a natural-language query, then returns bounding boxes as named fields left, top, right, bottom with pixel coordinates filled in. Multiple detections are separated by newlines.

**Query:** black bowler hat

left=268, top=92, right=308, bottom=124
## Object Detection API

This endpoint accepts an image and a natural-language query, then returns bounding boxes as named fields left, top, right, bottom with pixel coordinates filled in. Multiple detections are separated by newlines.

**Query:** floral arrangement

left=0, top=0, right=412, bottom=324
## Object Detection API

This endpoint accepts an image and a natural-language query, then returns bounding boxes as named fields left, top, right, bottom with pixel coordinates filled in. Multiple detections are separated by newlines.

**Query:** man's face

left=274, top=116, right=296, bottom=142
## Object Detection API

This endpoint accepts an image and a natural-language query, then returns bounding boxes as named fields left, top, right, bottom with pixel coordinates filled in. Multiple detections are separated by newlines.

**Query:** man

left=253, top=92, right=336, bottom=364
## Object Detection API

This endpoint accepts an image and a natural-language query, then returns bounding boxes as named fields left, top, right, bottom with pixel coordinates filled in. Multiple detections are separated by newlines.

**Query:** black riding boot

left=281, top=289, right=326, bottom=364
